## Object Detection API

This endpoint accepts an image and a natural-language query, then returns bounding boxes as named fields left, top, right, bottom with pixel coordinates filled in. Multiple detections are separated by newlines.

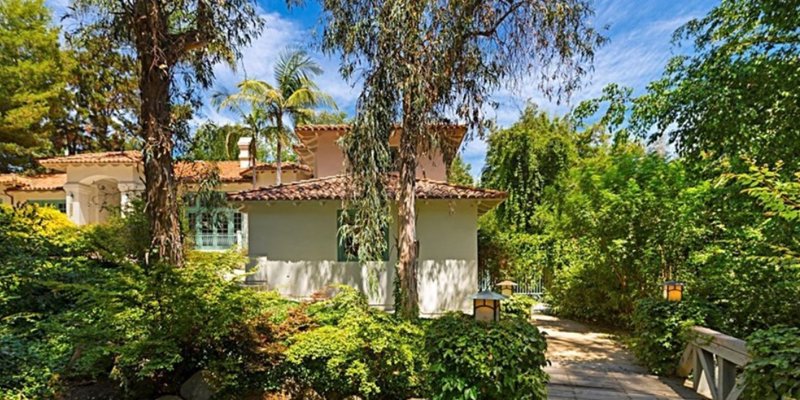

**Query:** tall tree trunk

left=251, top=134, right=257, bottom=188
left=276, top=119, right=283, bottom=185
left=397, top=117, right=419, bottom=318
left=135, top=0, right=184, bottom=267
left=276, top=139, right=282, bottom=185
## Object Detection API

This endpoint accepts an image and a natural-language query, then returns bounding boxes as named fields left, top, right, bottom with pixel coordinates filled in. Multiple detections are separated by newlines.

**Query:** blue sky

left=48, top=0, right=718, bottom=178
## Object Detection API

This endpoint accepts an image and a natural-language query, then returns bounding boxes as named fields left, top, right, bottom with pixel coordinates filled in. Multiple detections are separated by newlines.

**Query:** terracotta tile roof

left=1, top=173, right=67, bottom=191
left=228, top=174, right=506, bottom=202
left=295, top=124, right=351, bottom=132
left=175, top=161, right=311, bottom=182
left=39, top=151, right=142, bottom=169
left=240, top=162, right=312, bottom=176
left=174, top=160, right=243, bottom=182
left=294, top=123, right=467, bottom=133
left=35, top=150, right=312, bottom=183
left=0, top=174, right=23, bottom=185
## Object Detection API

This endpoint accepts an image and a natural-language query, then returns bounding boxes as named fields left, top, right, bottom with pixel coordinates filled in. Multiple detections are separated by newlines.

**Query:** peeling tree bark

left=134, top=0, right=184, bottom=267
left=397, top=116, right=420, bottom=318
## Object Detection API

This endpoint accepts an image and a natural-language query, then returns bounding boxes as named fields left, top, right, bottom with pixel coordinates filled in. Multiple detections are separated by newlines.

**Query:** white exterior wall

left=246, top=200, right=478, bottom=316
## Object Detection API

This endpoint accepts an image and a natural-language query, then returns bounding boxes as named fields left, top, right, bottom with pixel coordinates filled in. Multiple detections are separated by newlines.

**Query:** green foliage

left=57, top=29, right=140, bottom=154
left=448, top=155, right=474, bottom=186
left=0, top=0, right=68, bottom=171
left=481, top=105, right=577, bottom=234
left=424, top=313, right=548, bottom=400
left=675, top=162, right=800, bottom=338
left=544, top=147, right=699, bottom=326
left=286, top=287, right=425, bottom=400
left=478, top=213, right=550, bottom=284
left=632, top=0, right=800, bottom=168
left=0, top=204, right=280, bottom=398
left=302, top=110, right=350, bottom=125
left=630, top=298, right=719, bottom=375
left=0, top=204, right=81, bottom=398
left=742, top=326, right=800, bottom=399
left=187, top=122, right=250, bottom=161
left=501, top=295, right=536, bottom=320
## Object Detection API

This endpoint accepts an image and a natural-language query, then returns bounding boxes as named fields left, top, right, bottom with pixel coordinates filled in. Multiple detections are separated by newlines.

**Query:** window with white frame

left=184, top=193, right=245, bottom=251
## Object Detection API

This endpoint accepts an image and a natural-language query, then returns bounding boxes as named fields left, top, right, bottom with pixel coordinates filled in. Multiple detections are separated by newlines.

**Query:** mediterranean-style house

left=0, top=124, right=505, bottom=316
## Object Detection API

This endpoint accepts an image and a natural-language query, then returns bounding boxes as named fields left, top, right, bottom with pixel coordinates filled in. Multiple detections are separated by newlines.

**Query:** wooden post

left=698, top=348, right=719, bottom=399
left=684, top=326, right=751, bottom=400
left=718, top=358, right=737, bottom=400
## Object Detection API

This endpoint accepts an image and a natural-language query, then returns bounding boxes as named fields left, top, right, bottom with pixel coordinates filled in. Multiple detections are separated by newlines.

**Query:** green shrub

left=0, top=204, right=294, bottom=398
left=424, top=313, right=548, bottom=400
left=742, top=326, right=800, bottom=399
left=502, top=294, right=536, bottom=319
left=0, top=205, right=86, bottom=398
left=285, top=287, right=425, bottom=400
left=630, top=297, right=719, bottom=375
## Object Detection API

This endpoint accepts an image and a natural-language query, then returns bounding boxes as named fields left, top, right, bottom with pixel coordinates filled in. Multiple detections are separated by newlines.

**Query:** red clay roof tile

left=2, top=173, right=67, bottom=191
left=228, top=174, right=506, bottom=202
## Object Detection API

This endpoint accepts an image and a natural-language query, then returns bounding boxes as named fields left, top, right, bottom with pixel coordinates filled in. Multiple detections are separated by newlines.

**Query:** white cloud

left=454, top=0, right=714, bottom=178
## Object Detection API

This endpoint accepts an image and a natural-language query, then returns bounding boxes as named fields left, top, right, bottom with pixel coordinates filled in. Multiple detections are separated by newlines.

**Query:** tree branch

left=470, top=1, right=525, bottom=38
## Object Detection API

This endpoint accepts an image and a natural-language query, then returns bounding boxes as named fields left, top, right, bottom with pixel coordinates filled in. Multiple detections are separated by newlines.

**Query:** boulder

left=180, top=370, right=214, bottom=400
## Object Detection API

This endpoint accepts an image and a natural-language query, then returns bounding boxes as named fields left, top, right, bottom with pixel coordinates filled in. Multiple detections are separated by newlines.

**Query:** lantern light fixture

left=472, top=290, right=506, bottom=322
left=663, top=281, right=685, bottom=302
left=495, top=280, right=517, bottom=297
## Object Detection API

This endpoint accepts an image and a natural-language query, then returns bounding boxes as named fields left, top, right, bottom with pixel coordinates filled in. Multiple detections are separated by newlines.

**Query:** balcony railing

left=194, top=231, right=244, bottom=251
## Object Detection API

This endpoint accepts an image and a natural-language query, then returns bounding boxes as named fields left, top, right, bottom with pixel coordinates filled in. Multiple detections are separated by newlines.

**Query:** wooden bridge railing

left=677, top=326, right=751, bottom=400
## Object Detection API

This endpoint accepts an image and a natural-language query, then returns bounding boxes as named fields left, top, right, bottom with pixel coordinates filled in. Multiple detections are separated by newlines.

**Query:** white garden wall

left=245, top=200, right=479, bottom=316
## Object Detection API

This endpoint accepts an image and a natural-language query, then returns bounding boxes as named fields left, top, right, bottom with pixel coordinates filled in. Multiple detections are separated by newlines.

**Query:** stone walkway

left=533, top=314, right=703, bottom=400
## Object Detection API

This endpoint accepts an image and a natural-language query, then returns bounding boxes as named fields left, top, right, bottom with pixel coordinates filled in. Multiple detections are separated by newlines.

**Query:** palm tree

left=214, top=50, right=335, bottom=186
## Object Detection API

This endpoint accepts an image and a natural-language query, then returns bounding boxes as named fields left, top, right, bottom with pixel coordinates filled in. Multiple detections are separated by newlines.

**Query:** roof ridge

left=417, top=177, right=504, bottom=193
left=237, top=174, right=344, bottom=193
left=228, top=173, right=507, bottom=202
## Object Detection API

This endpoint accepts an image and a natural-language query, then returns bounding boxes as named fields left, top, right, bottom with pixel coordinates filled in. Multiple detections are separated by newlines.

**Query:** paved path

left=533, top=314, right=703, bottom=400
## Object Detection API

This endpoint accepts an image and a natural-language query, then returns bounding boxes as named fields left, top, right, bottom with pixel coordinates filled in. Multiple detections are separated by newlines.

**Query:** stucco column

left=117, top=181, right=145, bottom=214
left=63, top=183, right=92, bottom=225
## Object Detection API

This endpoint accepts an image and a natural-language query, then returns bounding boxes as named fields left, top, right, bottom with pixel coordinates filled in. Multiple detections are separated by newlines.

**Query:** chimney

left=238, top=137, right=253, bottom=168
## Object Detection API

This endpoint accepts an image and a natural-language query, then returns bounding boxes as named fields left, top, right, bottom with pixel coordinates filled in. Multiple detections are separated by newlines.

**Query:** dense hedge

left=502, top=294, right=536, bottom=319
left=630, top=298, right=719, bottom=375
left=742, top=326, right=800, bottom=399
left=284, top=286, right=426, bottom=400
left=425, top=313, right=548, bottom=400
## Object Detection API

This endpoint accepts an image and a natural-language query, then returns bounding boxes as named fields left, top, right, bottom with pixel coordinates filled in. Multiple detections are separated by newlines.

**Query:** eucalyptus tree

left=215, top=50, right=334, bottom=185
left=320, top=0, right=604, bottom=317
left=69, top=0, right=264, bottom=266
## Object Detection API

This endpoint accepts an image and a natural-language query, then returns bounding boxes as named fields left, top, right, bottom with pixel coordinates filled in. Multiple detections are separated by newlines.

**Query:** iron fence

left=479, top=274, right=545, bottom=300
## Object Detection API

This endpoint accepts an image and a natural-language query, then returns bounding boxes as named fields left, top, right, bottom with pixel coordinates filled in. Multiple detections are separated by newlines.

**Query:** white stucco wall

left=245, top=199, right=479, bottom=316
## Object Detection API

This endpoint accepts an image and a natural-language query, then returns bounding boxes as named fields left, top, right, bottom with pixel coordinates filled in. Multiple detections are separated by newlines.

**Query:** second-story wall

left=312, top=131, right=449, bottom=181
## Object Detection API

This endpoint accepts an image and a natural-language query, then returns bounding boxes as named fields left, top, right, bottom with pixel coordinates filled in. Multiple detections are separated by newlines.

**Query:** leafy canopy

left=481, top=105, right=578, bottom=234
left=633, top=0, right=800, bottom=168
left=0, top=0, right=67, bottom=171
